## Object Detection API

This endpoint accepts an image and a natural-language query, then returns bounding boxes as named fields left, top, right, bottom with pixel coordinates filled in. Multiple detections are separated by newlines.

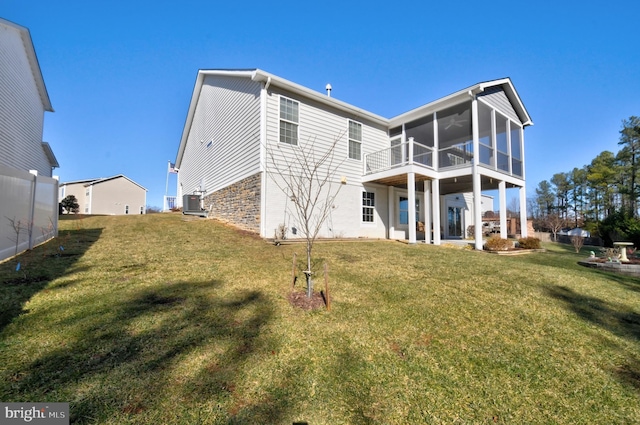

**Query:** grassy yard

left=0, top=214, right=638, bottom=424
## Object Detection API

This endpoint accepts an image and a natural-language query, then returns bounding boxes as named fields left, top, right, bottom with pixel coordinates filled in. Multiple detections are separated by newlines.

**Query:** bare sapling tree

left=570, top=235, right=585, bottom=253
left=6, top=216, right=25, bottom=257
left=546, top=213, right=566, bottom=241
left=267, top=133, right=345, bottom=298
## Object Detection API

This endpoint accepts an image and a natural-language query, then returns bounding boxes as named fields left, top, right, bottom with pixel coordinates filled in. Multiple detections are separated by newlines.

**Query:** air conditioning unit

left=182, top=194, right=207, bottom=217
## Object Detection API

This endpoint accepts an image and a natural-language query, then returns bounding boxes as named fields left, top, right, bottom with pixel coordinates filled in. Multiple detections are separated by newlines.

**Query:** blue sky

left=3, top=1, right=639, bottom=209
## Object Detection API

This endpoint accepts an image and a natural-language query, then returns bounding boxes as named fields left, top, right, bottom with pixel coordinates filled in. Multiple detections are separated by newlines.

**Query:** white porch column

left=432, top=178, right=441, bottom=245
left=520, top=186, right=528, bottom=237
left=388, top=186, right=395, bottom=239
left=499, top=180, right=507, bottom=239
left=473, top=167, right=483, bottom=250
left=408, top=172, right=416, bottom=244
left=424, top=180, right=431, bottom=243
left=472, top=97, right=483, bottom=250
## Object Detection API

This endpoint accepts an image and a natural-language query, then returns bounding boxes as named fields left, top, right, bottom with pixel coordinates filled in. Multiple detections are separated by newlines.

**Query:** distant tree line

left=530, top=116, right=640, bottom=246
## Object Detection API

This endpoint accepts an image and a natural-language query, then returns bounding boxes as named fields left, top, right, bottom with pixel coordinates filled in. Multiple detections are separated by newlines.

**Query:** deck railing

left=364, top=138, right=434, bottom=175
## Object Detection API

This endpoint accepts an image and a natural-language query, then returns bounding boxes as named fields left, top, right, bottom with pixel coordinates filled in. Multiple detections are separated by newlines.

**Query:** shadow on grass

left=545, top=285, right=640, bottom=391
left=0, top=227, right=102, bottom=333
left=7, top=280, right=290, bottom=424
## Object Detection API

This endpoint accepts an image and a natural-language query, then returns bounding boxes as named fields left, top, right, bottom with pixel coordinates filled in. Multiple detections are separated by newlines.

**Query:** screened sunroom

left=363, top=78, right=532, bottom=249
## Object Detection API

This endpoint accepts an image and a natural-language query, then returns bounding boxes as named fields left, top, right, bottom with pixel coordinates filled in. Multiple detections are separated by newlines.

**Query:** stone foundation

left=203, top=173, right=261, bottom=233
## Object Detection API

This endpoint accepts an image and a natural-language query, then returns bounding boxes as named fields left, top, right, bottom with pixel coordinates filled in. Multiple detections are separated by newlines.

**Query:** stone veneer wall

left=202, top=173, right=261, bottom=233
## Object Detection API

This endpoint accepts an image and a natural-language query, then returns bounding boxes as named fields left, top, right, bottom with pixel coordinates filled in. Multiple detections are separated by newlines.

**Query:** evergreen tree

left=61, top=195, right=80, bottom=214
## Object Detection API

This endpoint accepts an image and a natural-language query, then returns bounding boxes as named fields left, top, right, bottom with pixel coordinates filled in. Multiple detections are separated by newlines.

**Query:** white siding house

left=175, top=69, right=532, bottom=249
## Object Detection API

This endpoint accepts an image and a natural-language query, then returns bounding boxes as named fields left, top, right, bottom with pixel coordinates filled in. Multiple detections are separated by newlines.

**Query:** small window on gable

left=279, top=97, right=299, bottom=145
left=362, top=191, right=375, bottom=222
left=349, top=120, right=362, bottom=160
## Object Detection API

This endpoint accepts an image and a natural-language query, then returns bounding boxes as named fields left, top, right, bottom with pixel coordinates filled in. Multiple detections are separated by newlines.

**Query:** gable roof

left=41, top=141, right=59, bottom=168
left=61, top=175, right=147, bottom=191
left=176, top=70, right=533, bottom=165
left=176, top=68, right=389, bottom=166
left=389, top=78, right=533, bottom=127
left=0, top=18, right=53, bottom=112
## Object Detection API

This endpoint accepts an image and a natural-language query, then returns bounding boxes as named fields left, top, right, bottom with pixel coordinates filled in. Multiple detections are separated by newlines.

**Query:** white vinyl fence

left=0, top=164, right=59, bottom=262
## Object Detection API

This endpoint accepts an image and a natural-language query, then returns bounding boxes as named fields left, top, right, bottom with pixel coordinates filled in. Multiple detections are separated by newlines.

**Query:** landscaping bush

left=518, top=236, right=541, bottom=249
left=484, top=235, right=512, bottom=251
left=597, top=208, right=640, bottom=247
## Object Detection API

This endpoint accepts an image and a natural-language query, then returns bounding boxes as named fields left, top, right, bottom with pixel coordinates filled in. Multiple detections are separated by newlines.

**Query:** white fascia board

left=175, top=68, right=389, bottom=168
left=389, top=78, right=533, bottom=128
left=250, top=69, right=389, bottom=127
left=90, top=174, right=148, bottom=191
left=175, top=70, right=259, bottom=167
left=41, top=142, right=59, bottom=168
left=481, top=78, right=533, bottom=127
left=0, top=18, right=53, bottom=112
left=175, top=70, right=207, bottom=168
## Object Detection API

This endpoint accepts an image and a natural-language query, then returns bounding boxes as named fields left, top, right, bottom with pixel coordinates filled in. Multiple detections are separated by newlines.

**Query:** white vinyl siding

left=279, top=97, right=299, bottom=145
left=0, top=23, right=52, bottom=176
left=264, top=88, right=389, bottom=186
left=348, top=120, right=362, bottom=160
left=263, top=88, right=389, bottom=238
left=478, top=87, right=522, bottom=125
left=179, top=75, right=262, bottom=197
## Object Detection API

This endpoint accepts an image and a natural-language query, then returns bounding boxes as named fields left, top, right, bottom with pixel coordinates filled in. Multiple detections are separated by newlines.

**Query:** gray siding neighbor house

left=59, top=175, right=147, bottom=216
left=0, top=18, right=59, bottom=262
left=0, top=18, right=58, bottom=176
left=175, top=69, right=532, bottom=249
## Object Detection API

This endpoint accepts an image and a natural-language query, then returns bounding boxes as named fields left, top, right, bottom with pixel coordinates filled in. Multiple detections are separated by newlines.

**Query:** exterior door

left=447, top=206, right=463, bottom=238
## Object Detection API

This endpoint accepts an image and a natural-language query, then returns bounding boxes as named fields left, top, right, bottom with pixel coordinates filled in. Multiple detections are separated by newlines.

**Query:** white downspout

left=260, top=79, right=269, bottom=238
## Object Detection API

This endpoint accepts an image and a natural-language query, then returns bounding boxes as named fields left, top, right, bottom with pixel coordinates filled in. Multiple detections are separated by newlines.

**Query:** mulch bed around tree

left=288, top=291, right=326, bottom=310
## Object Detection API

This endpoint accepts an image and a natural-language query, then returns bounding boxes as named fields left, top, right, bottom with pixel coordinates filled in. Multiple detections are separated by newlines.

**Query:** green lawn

left=1, top=214, right=638, bottom=424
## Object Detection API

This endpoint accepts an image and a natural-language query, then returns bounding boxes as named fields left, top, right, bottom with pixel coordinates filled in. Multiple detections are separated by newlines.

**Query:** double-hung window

left=362, top=191, right=375, bottom=222
left=279, top=97, right=299, bottom=145
left=348, top=120, right=362, bottom=160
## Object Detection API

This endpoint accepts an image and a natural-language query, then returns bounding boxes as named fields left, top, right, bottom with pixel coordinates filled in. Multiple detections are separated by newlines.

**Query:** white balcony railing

left=364, top=138, right=434, bottom=175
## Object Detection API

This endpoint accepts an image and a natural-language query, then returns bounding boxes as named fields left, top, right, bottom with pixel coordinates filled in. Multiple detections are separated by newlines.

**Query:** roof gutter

left=250, top=69, right=389, bottom=127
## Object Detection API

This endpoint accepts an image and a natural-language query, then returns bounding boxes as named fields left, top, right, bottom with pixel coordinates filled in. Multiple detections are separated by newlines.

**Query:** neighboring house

left=0, top=18, right=59, bottom=262
left=59, top=175, right=147, bottom=215
left=0, top=18, right=58, bottom=176
left=175, top=69, right=532, bottom=249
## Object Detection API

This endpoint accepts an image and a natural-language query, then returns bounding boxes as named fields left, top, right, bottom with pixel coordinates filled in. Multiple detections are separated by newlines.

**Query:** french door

left=447, top=206, right=463, bottom=238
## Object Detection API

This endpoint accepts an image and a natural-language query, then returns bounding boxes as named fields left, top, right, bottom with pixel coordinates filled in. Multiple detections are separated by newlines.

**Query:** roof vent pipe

left=325, top=83, right=332, bottom=97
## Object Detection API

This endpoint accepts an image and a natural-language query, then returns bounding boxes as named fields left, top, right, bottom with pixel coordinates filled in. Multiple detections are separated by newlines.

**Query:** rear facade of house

left=176, top=69, right=532, bottom=248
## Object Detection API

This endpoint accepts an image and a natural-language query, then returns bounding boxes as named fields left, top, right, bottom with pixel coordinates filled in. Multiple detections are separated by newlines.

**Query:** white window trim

left=279, top=95, right=299, bottom=146
left=361, top=189, right=376, bottom=225
left=348, top=119, right=363, bottom=161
